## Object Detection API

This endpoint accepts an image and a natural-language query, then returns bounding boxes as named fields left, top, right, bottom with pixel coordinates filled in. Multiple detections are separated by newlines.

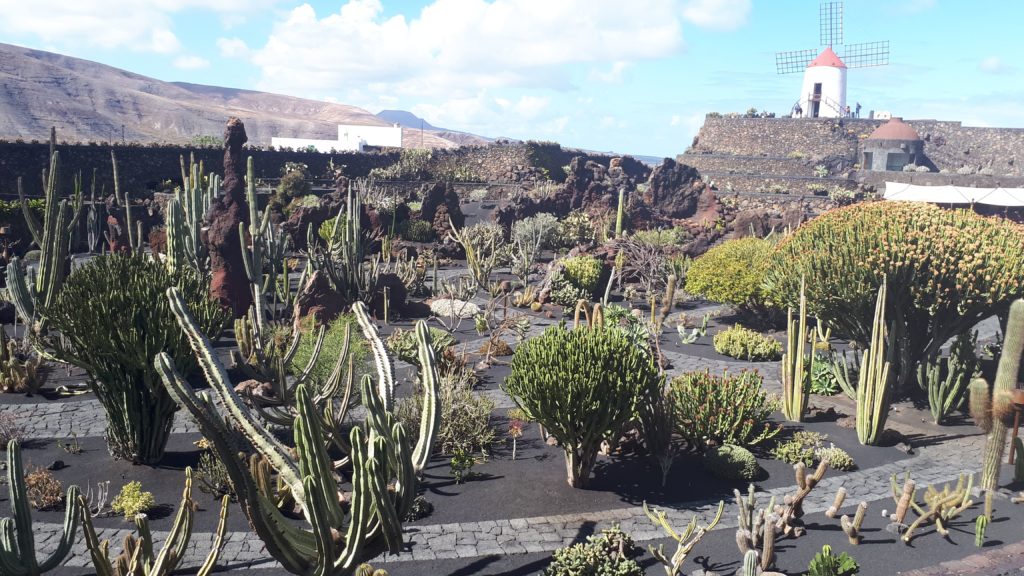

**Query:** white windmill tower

left=776, top=2, right=889, bottom=118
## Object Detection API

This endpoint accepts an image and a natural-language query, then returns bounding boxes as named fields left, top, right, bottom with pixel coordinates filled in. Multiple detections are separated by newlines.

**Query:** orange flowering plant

left=763, top=201, right=1024, bottom=389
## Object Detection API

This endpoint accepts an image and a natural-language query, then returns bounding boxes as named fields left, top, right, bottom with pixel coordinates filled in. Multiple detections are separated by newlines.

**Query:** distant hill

left=0, top=42, right=459, bottom=149
left=376, top=109, right=492, bottom=147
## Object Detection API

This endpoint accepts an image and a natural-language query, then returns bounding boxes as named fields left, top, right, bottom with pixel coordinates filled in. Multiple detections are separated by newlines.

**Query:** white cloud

left=681, top=0, right=751, bottom=31
left=0, top=0, right=278, bottom=53
left=670, top=114, right=683, bottom=126
left=173, top=55, right=210, bottom=70
left=980, top=56, right=1012, bottom=74
left=251, top=0, right=684, bottom=98
left=589, top=61, right=631, bottom=84
left=513, top=96, right=550, bottom=119
left=217, top=37, right=250, bottom=58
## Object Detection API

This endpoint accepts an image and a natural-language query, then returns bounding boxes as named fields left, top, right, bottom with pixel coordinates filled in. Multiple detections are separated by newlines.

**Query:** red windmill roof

left=808, top=46, right=847, bottom=69
left=868, top=117, right=921, bottom=141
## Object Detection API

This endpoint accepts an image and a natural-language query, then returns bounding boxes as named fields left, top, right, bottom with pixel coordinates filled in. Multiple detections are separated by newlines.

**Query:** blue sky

left=1, top=0, right=1021, bottom=158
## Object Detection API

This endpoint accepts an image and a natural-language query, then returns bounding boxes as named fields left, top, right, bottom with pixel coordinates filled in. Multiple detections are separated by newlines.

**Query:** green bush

left=807, top=544, right=859, bottom=576
left=396, top=366, right=495, bottom=456
left=669, top=370, right=780, bottom=449
left=704, top=444, right=760, bottom=480
left=290, top=314, right=368, bottom=386
left=550, top=255, right=605, bottom=306
left=685, top=237, right=774, bottom=311
left=42, top=254, right=229, bottom=464
left=401, top=219, right=435, bottom=242
left=271, top=162, right=310, bottom=214
left=772, top=439, right=816, bottom=466
left=816, top=445, right=856, bottom=471
left=552, top=211, right=595, bottom=250
left=544, top=526, right=642, bottom=576
left=504, top=326, right=661, bottom=488
left=385, top=326, right=455, bottom=367
left=112, top=481, right=156, bottom=520
left=763, top=201, right=1024, bottom=390
left=713, top=325, right=782, bottom=361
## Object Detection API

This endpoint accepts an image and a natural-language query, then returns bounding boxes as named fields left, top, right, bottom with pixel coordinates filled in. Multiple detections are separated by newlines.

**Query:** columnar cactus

left=157, top=288, right=438, bottom=574
left=79, top=468, right=229, bottom=576
left=857, top=281, right=893, bottom=445
left=643, top=500, right=724, bottom=575
left=0, top=440, right=81, bottom=575
left=165, top=155, right=217, bottom=274
left=971, top=300, right=1024, bottom=493
left=781, top=277, right=811, bottom=422
left=240, top=156, right=292, bottom=328
left=7, top=151, right=82, bottom=330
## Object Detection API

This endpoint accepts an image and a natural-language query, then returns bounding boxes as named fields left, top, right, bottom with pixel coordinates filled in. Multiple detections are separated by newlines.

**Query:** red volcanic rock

left=205, top=117, right=252, bottom=318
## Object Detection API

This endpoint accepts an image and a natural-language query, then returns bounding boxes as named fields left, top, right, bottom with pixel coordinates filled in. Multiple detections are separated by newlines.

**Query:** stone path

left=9, top=325, right=998, bottom=572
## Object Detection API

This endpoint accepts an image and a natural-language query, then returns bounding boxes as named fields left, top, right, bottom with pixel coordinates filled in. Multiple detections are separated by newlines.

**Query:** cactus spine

left=79, top=468, right=228, bottom=576
left=7, top=151, right=82, bottom=330
left=781, top=277, right=811, bottom=421
left=0, top=440, right=81, bottom=575
left=975, top=300, right=1024, bottom=493
left=857, top=280, right=893, bottom=445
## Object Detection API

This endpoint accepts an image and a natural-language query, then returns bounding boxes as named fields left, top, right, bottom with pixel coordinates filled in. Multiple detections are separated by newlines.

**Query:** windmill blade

left=776, top=49, right=817, bottom=74
left=820, top=1, right=844, bottom=46
left=840, top=41, right=890, bottom=68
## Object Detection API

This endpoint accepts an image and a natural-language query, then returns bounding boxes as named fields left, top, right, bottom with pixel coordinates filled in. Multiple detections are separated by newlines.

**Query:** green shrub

left=763, top=202, right=1024, bottom=390
left=807, top=544, right=859, bottom=576
left=385, top=326, right=455, bottom=367
left=669, top=370, right=780, bottom=449
left=815, top=445, right=856, bottom=471
left=318, top=215, right=346, bottom=247
left=713, top=325, right=782, bottom=361
left=544, top=526, right=642, bottom=576
left=550, top=255, right=604, bottom=305
left=504, top=326, right=662, bottom=488
left=397, top=366, right=495, bottom=456
left=685, top=237, right=774, bottom=311
left=290, top=314, right=368, bottom=386
left=704, top=444, right=760, bottom=480
left=772, top=439, right=816, bottom=466
left=112, top=481, right=156, bottom=520
left=42, top=254, right=229, bottom=464
left=401, top=219, right=435, bottom=242
left=271, top=162, right=310, bottom=214
left=552, top=211, right=595, bottom=250
left=810, top=353, right=841, bottom=395
left=631, top=227, right=690, bottom=247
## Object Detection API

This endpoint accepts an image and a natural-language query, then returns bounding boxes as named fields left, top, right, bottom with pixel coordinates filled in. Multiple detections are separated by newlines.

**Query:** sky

left=0, top=0, right=1021, bottom=158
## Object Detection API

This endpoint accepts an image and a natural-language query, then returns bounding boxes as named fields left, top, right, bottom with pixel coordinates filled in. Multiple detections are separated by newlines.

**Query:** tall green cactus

left=781, top=277, right=811, bottom=422
left=79, top=467, right=228, bottom=576
left=110, top=151, right=142, bottom=253
left=0, top=440, right=81, bottom=575
left=309, top=182, right=379, bottom=308
left=7, top=151, right=82, bottom=330
left=156, top=288, right=439, bottom=574
left=240, top=157, right=292, bottom=328
left=615, top=188, right=625, bottom=238
left=165, top=154, right=217, bottom=274
left=973, top=299, right=1024, bottom=493
left=857, top=280, right=893, bottom=445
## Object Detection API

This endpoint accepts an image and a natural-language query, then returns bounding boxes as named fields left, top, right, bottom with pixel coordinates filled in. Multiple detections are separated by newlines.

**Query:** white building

left=795, top=47, right=847, bottom=119
left=271, top=123, right=403, bottom=152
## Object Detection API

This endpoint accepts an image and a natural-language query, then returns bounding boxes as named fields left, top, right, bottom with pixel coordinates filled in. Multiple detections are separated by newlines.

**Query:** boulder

left=643, top=158, right=705, bottom=219
left=292, top=270, right=342, bottom=331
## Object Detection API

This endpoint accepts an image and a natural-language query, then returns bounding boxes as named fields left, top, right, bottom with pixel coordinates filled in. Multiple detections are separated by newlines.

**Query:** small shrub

left=112, top=481, right=156, bottom=520
left=815, top=445, right=856, bottom=471
left=401, top=219, right=435, bottom=242
left=398, top=365, right=494, bottom=456
left=195, top=451, right=234, bottom=499
left=713, top=325, right=782, bottom=361
left=272, top=163, right=311, bottom=214
left=810, top=353, right=840, bottom=395
left=704, top=444, right=760, bottom=480
left=549, top=256, right=604, bottom=306
left=685, top=237, right=774, bottom=313
left=814, top=164, right=829, bottom=178
left=552, top=211, right=595, bottom=250
left=0, top=412, right=24, bottom=446
left=450, top=448, right=478, bottom=484
left=807, top=544, right=859, bottom=576
left=25, top=466, right=64, bottom=510
left=430, top=298, right=480, bottom=319
left=386, top=326, right=456, bottom=367
left=669, top=370, right=780, bottom=449
left=468, top=188, right=489, bottom=202
left=403, top=495, right=434, bottom=521
left=631, top=228, right=688, bottom=247
left=772, top=439, right=816, bottom=466
left=544, top=526, right=642, bottom=576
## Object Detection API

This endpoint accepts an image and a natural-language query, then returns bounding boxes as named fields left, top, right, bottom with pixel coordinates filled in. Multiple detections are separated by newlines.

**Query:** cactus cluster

left=6, top=151, right=82, bottom=332
left=0, top=440, right=81, bottom=575
left=643, top=500, right=723, bottom=576
left=781, top=277, right=811, bottom=422
left=309, top=183, right=380, bottom=309
left=165, top=154, right=218, bottom=274
left=856, top=281, right=893, bottom=445
left=79, top=468, right=229, bottom=576
left=157, top=287, right=439, bottom=574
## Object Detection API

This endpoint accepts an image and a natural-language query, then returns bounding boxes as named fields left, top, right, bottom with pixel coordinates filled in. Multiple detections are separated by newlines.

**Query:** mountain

left=376, top=109, right=492, bottom=147
left=0, top=42, right=460, bottom=149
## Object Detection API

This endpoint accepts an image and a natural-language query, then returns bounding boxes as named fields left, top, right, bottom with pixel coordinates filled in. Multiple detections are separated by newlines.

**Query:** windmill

left=776, top=2, right=889, bottom=118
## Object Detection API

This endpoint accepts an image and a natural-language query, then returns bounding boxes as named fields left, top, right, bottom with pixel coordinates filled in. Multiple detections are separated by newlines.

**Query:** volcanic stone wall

left=0, top=142, right=400, bottom=197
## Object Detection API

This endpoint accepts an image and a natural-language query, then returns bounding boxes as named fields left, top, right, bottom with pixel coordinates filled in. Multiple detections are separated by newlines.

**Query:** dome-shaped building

left=861, top=117, right=924, bottom=171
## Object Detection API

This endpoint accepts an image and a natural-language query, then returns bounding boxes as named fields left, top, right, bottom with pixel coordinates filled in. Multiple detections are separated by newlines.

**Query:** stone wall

left=425, top=141, right=618, bottom=184
left=857, top=171, right=1024, bottom=190
left=0, top=142, right=400, bottom=198
left=684, top=115, right=1024, bottom=177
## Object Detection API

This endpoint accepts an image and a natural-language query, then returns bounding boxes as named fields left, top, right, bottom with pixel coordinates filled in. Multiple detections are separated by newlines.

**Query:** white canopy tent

left=884, top=182, right=1024, bottom=206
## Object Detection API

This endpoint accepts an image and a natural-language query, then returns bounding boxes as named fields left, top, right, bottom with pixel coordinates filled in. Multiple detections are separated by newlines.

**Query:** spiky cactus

left=972, top=300, right=1024, bottom=493
left=781, top=277, right=811, bottom=421
left=740, top=549, right=758, bottom=576
left=165, top=154, right=217, bottom=274
left=240, top=156, right=292, bottom=328
left=615, top=188, right=626, bottom=238
left=644, top=500, right=724, bottom=576
left=857, top=280, right=893, bottom=445
left=79, top=468, right=229, bottom=576
left=7, top=151, right=82, bottom=331
left=156, top=288, right=438, bottom=574
left=309, top=182, right=379, bottom=308
left=0, top=440, right=81, bottom=575
left=840, top=501, right=868, bottom=544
